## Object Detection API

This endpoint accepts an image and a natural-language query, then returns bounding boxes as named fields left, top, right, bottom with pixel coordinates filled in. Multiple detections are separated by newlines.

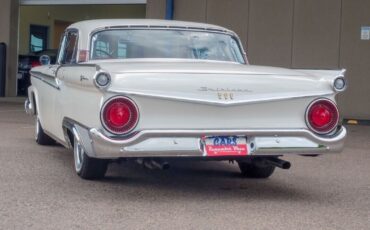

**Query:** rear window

left=90, top=29, right=245, bottom=64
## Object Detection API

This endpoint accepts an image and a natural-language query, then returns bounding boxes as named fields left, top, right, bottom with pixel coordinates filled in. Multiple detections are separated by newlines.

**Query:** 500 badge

left=218, top=92, right=234, bottom=100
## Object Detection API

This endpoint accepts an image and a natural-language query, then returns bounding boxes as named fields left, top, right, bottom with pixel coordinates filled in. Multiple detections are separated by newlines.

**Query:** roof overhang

left=20, top=0, right=146, bottom=5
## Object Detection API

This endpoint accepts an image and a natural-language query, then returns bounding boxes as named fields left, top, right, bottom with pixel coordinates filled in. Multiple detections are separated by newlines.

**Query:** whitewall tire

left=73, top=135, right=108, bottom=180
left=35, top=117, right=55, bottom=145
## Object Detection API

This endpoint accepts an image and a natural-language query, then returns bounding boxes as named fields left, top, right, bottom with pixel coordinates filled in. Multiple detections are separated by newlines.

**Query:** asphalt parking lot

left=0, top=101, right=369, bottom=229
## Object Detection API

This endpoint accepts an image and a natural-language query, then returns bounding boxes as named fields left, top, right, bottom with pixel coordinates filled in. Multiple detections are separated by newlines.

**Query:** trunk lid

left=95, top=60, right=337, bottom=105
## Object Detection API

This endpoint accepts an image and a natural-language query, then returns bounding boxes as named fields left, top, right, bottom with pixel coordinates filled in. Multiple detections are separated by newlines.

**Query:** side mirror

left=39, top=55, right=51, bottom=65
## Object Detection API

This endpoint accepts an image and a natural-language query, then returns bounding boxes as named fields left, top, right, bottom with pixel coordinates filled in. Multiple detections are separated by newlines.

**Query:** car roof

left=67, top=19, right=233, bottom=34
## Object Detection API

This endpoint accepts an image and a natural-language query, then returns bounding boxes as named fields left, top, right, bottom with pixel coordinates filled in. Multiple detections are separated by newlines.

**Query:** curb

left=344, top=119, right=370, bottom=126
left=0, top=97, right=26, bottom=104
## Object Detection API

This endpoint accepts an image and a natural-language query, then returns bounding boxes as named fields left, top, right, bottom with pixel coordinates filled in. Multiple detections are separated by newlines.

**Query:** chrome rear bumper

left=72, top=125, right=347, bottom=159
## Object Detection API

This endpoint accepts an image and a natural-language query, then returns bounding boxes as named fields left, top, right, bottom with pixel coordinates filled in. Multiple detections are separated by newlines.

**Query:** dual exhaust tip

left=136, top=158, right=170, bottom=170
left=263, top=157, right=291, bottom=170
left=248, top=157, right=291, bottom=170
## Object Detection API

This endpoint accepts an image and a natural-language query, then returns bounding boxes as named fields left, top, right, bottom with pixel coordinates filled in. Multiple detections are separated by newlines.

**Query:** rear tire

left=73, top=135, right=108, bottom=180
left=238, top=160, right=275, bottom=179
left=35, top=118, right=55, bottom=145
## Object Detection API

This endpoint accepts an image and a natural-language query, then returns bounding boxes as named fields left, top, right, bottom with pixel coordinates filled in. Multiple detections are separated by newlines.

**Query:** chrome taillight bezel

left=100, top=96, right=139, bottom=135
left=305, top=98, right=340, bottom=135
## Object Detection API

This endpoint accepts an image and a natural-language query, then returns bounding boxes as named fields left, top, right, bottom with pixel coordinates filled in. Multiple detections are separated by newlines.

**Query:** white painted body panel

left=31, top=60, right=341, bottom=141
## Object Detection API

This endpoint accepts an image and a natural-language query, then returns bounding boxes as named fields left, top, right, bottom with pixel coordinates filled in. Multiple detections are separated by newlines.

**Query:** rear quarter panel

left=54, top=65, right=103, bottom=140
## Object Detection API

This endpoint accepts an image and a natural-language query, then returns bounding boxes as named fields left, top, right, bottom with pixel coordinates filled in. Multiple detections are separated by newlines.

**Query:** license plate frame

left=203, top=136, right=248, bottom=157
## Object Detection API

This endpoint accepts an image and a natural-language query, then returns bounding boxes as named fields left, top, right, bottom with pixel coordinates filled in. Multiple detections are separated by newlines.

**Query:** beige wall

left=146, top=0, right=370, bottom=119
left=0, top=0, right=19, bottom=97
left=207, top=0, right=249, bottom=48
left=146, top=0, right=166, bottom=19
left=248, top=0, right=293, bottom=67
left=174, top=0, right=207, bottom=22
left=339, top=0, right=370, bottom=119
left=292, top=0, right=342, bottom=69
left=19, top=4, right=146, bottom=54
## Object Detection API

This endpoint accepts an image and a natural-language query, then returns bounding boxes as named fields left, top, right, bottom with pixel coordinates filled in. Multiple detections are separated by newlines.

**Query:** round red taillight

left=306, top=99, right=339, bottom=134
left=101, top=97, right=139, bottom=135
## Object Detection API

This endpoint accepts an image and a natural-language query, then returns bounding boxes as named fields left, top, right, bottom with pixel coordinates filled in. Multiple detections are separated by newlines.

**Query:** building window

left=29, top=25, right=48, bottom=52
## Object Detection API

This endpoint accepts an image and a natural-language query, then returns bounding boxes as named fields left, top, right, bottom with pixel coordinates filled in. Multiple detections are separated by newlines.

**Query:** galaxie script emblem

left=198, top=87, right=253, bottom=93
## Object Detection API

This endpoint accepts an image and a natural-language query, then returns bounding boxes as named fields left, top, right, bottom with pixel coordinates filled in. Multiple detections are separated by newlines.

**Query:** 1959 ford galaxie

left=25, top=19, right=347, bottom=180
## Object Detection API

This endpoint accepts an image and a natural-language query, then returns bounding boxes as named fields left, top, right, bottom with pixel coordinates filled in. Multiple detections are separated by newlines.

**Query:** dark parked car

left=18, top=49, right=57, bottom=96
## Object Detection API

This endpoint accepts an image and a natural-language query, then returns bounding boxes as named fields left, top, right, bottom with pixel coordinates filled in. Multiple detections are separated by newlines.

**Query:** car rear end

left=73, top=62, right=347, bottom=162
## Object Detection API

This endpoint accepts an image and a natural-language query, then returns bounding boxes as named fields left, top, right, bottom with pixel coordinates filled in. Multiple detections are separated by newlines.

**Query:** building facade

left=0, top=0, right=369, bottom=119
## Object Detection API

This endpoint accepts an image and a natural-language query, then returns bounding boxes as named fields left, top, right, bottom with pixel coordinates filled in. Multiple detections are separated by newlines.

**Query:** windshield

left=90, top=29, right=245, bottom=63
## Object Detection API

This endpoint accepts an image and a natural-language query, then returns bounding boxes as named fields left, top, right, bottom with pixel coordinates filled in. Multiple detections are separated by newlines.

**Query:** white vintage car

left=25, top=19, right=347, bottom=180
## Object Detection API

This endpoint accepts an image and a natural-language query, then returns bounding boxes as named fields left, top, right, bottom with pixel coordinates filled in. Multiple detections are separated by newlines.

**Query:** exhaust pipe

left=264, top=158, right=291, bottom=170
left=136, top=158, right=170, bottom=170
left=151, top=159, right=170, bottom=170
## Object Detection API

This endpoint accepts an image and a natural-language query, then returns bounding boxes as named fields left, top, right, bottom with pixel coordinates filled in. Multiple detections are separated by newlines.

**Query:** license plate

left=204, top=136, right=248, bottom=157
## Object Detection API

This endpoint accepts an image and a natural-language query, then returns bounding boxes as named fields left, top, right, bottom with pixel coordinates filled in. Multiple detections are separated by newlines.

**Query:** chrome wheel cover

left=74, top=137, right=85, bottom=172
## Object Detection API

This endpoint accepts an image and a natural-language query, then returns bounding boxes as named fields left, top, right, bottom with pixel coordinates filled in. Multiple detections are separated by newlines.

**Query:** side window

left=58, top=31, right=78, bottom=64
left=57, top=35, right=67, bottom=64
